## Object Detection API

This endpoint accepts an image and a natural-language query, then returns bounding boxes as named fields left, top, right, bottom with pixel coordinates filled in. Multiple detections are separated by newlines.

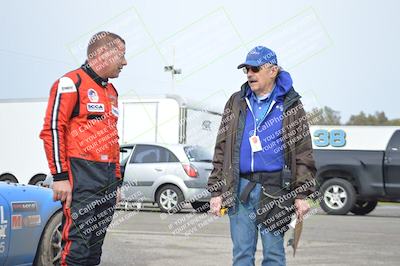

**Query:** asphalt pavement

left=100, top=203, right=400, bottom=266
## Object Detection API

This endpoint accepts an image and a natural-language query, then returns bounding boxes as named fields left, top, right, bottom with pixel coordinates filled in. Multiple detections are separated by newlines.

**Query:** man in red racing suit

left=40, top=31, right=127, bottom=266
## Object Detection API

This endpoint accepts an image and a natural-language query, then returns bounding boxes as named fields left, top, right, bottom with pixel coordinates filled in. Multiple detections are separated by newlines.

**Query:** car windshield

left=184, top=146, right=212, bottom=162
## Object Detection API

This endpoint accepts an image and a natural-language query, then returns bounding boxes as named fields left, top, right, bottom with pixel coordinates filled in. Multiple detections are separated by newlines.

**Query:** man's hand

left=210, top=196, right=222, bottom=216
left=53, top=180, right=72, bottom=208
left=295, top=199, right=310, bottom=221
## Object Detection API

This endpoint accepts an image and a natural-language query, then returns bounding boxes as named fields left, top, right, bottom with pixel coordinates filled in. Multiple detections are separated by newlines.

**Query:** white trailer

left=0, top=95, right=222, bottom=185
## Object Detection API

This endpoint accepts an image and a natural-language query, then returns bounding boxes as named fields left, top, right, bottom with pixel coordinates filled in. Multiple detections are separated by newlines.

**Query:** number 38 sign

left=313, top=129, right=346, bottom=147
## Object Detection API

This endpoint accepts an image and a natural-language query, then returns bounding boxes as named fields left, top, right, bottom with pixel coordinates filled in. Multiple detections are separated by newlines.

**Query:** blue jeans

left=229, top=177, right=286, bottom=266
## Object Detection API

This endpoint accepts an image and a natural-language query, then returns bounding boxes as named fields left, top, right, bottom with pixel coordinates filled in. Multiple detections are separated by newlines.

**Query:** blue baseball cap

left=237, top=46, right=278, bottom=69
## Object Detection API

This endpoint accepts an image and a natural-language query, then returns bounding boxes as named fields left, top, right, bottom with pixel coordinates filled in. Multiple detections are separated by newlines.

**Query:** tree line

left=308, top=106, right=400, bottom=126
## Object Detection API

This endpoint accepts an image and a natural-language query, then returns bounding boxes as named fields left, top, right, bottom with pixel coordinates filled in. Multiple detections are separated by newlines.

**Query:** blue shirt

left=239, top=84, right=284, bottom=174
left=249, top=85, right=275, bottom=127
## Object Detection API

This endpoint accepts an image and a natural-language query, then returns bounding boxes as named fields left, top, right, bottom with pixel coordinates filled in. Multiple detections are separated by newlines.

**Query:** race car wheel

left=0, top=174, right=18, bottom=183
left=30, top=174, right=46, bottom=186
left=34, top=211, right=63, bottom=266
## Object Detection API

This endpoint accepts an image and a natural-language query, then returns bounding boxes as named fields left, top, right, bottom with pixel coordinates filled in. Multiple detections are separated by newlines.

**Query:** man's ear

left=271, top=66, right=279, bottom=78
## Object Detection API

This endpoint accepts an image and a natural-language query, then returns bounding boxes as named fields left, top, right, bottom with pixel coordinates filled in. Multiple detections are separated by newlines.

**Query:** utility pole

left=164, top=46, right=181, bottom=93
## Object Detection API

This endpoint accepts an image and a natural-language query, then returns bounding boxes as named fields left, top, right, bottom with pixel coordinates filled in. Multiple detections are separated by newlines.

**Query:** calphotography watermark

left=69, top=180, right=143, bottom=246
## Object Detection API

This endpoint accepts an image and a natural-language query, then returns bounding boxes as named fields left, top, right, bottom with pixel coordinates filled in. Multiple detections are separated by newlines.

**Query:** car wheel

left=34, top=211, right=63, bottom=266
left=30, top=174, right=46, bottom=186
left=191, top=201, right=210, bottom=212
left=0, top=174, right=18, bottom=183
left=320, top=178, right=356, bottom=215
left=156, top=185, right=184, bottom=213
left=350, top=200, right=378, bottom=215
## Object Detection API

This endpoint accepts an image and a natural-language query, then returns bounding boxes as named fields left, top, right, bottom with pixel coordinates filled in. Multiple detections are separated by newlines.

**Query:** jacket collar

left=81, top=61, right=108, bottom=87
left=239, top=81, right=301, bottom=111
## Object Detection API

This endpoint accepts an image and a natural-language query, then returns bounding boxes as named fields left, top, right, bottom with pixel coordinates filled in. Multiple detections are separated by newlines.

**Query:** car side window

left=387, top=130, right=400, bottom=151
left=130, top=145, right=179, bottom=163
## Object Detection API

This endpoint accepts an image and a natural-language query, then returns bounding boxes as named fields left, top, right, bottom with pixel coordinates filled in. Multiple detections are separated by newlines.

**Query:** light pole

left=164, top=47, right=181, bottom=93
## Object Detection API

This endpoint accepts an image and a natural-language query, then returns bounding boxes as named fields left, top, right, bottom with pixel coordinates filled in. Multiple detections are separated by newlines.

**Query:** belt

left=239, top=171, right=281, bottom=204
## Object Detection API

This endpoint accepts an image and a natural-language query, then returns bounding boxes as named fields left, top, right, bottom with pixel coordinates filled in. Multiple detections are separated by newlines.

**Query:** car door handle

left=154, top=168, right=164, bottom=172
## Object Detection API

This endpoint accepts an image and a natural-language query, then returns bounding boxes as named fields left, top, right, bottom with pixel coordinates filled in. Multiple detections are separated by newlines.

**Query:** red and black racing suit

left=40, top=62, right=121, bottom=266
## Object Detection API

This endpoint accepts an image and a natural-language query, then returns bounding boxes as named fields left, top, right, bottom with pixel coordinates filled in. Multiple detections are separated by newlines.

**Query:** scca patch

left=87, top=103, right=105, bottom=112
left=57, top=77, right=77, bottom=94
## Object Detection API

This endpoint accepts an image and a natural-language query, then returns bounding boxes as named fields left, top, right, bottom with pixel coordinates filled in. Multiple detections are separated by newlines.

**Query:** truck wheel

left=350, top=200, right=378, bottom=215
left=0, top=174, right=18, bottom=183
left=191, top=201, right=210, bottom=212
left=34, top=211, right=63, bottom=266
left=30, top=174, right=46, bottom=186
left=156, top=185, right=185, bottom=213
left=320, top=178, right=356, bottom=215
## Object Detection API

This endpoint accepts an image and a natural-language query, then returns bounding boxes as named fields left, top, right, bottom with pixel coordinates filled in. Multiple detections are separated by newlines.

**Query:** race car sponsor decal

left=111, top=105, right=119, bottom=117
left=11, top=201, right=37, bottom=212
left=57, top=76, right=77, bottom=94
left=24, top=215, right=41, bottom=227
left=87, top=103, right=105, bottom=112
left=0, top=206, right=7, bottom=254
left=0, top=206, right=7, bottom=238
left=11, top=215, right=22, bottom=230
left=88, top=88, right=99, bottom=102
left=0, top=226, right=5, bottom=239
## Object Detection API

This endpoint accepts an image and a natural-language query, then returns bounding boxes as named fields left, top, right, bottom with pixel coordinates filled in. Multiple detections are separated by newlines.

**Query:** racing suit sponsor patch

left=57, top=77, right=77, bottom=93
left=111, top=105, right=119, bottom=117
left=88, top=88, right=99, bottom=102
left=87, top=103, right=105, bottom=112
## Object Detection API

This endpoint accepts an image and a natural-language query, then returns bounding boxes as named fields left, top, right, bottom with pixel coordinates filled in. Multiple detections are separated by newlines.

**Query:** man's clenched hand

left=295, top=199, right=310, bottom=221
left=210, top=196, right=222, bottom=216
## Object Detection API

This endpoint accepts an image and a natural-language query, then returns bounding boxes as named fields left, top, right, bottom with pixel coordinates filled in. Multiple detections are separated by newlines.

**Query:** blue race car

left=0, top=181, right=62, bottom=266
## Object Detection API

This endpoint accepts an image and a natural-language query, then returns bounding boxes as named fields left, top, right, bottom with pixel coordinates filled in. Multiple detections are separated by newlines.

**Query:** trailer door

left=384, top=130, right=400, bottom=196
left=122, top=102, right=158, bottom=143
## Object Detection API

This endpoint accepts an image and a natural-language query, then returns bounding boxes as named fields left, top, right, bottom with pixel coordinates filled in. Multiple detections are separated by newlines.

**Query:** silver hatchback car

left=120, top=143, right=213, bottom=213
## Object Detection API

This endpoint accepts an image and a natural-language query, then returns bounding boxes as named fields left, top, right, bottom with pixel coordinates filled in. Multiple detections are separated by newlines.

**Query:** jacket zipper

left=244, top=97, right=277, bottom=172
left=245, top=98, right=256, bottom=172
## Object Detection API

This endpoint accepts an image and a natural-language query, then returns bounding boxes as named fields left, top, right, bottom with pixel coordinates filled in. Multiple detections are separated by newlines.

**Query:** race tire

left=34, top=211, right=63, bottom=266
left=0, top=174, right=18, bottom=183
left=30, top=174, right=46, bottom=186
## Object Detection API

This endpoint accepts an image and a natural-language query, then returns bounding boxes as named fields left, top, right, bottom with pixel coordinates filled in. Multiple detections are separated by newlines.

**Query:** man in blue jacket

left=208, top=46, right=316, bottom=266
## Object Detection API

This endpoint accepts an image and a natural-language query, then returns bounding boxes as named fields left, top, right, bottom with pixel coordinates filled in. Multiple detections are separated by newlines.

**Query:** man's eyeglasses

left=242, top=66, right=261, bottom=74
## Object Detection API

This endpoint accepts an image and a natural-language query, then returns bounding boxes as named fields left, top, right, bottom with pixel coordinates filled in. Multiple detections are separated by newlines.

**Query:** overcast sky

left=1, top=0, right=399, bottom=122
